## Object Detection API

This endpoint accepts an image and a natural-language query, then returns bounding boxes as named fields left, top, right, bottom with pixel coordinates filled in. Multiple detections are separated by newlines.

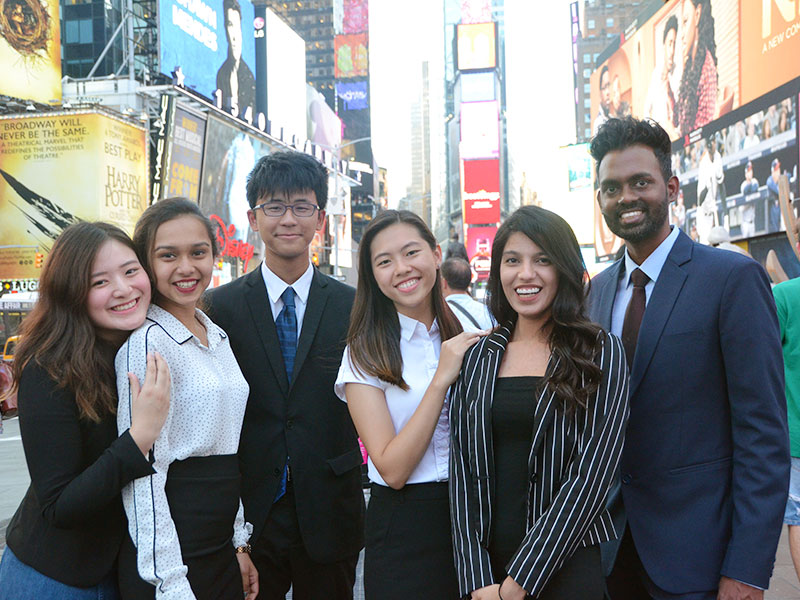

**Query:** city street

left=0, top=415, right=795, bottom=597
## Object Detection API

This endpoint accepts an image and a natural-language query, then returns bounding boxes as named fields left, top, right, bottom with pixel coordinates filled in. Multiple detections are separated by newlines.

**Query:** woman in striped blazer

left=449, top=206, right=629, bottom=600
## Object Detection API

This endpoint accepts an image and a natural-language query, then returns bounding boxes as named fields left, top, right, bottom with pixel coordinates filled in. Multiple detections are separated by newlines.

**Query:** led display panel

left=460, top=100, right=499, bottom=159
left=456, top=22, right=496, bottom=72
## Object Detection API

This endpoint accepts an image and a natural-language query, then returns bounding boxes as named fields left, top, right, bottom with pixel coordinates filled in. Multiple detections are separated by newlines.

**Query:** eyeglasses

left=253, top=202, right=319, bottom=218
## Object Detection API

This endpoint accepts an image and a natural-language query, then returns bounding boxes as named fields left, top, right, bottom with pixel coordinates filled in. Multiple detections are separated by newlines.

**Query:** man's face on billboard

left=225, top=7, right=242, bottom=61
left=600, top=71, right=610, bottom=110
left=664, top=27, right=676, bottom=71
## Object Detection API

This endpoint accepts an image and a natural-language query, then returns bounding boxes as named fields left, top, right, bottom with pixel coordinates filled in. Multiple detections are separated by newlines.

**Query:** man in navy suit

left=587, top=117, right=789, bottom=599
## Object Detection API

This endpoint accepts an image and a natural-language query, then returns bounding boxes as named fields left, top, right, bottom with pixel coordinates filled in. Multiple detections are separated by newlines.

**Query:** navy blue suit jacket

left=587, top=231, right=789, bottom=593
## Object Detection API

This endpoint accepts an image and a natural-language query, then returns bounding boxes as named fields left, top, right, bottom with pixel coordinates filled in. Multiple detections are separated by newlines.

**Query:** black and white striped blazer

left=449, top=326, right=629, bottom=597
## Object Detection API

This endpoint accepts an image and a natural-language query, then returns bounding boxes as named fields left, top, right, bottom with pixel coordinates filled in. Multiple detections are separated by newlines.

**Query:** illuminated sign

left=460, top=100, right=499, bottom=159
left=460, top=72, right=495, bottom=103
left=335, top=33, right=368, bottom=78
left=461, top=158, right=500, bottom=225
left=456, top=22, right=496, bottom=72
left=466, top=225, right=496, bottom=283
left=209, top=213, right=255, bottom=270
left=336, top=81, right=369, bottom=111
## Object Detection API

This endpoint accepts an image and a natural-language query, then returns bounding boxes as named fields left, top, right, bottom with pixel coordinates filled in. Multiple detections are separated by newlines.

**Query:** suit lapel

left=291, top=269, right=329, bottom=388
left=244, top=267, right=290, bottom=394
left=629, top=233, right=692, bottom=395
left=527, top=355, right=560, bottom=476
left=595, top=260, right=623, bottom=331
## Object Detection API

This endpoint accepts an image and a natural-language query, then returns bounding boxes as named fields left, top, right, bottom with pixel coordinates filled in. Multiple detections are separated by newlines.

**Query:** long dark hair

left=133, top=197, right=218, bottom=306
left=675, top=0, right=717, bottom=134
left=11, top=222, right=140, bottom=422
left=347, top=210, right=462, bottom=390
left=487, top=206, right=602, bottom=411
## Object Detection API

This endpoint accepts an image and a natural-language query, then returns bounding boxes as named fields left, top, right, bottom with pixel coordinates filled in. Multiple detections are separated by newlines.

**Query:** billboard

left=334, top=33, right=368, bottom=79
left=199, top=116, right=276, bottom=261
left=328, top=178, right=352, bottom=269
left=336, top=81, right=371, bottom=144
left=460, top=72, right=495, bottom=103
left=542, top=144, right=594, bottom=246
left=460, top=100, right=499, bottom=159
left=0, top=112, right=147, bottom=279
left=307, top=84, right=342, bottom=149
left=265, top=9, right=306, bottom=144
left=466, top=225, right=496, bottom=283
left=0, top=0, right=61, bottom=103
left=461, top=158, right=500, bottom=225
left=333, top=0, right=368, bottom=35
left=460, top=0, right=491, bottom=24
left=456, top=22, right=496, bottom=72
left=158, top=0, right=256, bottom=117
left=162, top=106, right=207, bottom=202
left=590, top=0, right=800, bottom=141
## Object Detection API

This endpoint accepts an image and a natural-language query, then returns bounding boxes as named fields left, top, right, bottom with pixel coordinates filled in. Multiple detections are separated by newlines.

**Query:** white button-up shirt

left=261, top=260, right=313, bottom=341
left=335, top=313, right=450, bottom=487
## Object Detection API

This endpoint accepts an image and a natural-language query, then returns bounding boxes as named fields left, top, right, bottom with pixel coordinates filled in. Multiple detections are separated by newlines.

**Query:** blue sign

left=336, top=81, right=369, bottom=111
left=159, top=0, right=257, bottom=114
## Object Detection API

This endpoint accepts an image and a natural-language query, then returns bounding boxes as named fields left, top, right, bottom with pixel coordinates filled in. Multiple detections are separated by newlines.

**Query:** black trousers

left=251, top=480, right=358, bottom=600
left=365, top=482, right=460, bottom=600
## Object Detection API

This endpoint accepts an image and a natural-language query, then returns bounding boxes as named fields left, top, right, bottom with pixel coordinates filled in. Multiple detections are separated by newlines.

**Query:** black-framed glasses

left=253, top=202, right=319, bottom=218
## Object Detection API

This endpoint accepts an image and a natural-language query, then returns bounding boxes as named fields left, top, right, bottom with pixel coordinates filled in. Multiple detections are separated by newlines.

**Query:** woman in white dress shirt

left=115, top=198, right=258, bottom=600
left=336, top=210, right=485, bottom=599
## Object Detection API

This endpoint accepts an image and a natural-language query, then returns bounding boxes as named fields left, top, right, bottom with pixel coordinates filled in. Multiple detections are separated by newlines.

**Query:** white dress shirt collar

left=622, top=225, right=680, bottom=288
left=398, top=311, right=439, bottom=342
left=260, top=260, right=314, bottom=308
left=146, top=304, right=226, bottom=349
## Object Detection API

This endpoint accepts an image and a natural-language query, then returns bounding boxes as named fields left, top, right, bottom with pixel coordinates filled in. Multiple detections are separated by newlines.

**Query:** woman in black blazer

left=0, top=222, right=169, bottom=599
left=449, top=206, right=629, bottom=600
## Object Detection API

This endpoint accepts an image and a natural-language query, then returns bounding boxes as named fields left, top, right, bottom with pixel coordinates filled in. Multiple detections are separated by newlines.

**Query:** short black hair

left=223, top=0, right=240, bottom=17
left=599, top=65, right=609, bottom=88
left=664, top=14, right=678, bottom=42
left=441, top=258, right=472, bottom=292
left=245, top=150, right=329, bottom=211
left=590, top=116, right=673, bottom=184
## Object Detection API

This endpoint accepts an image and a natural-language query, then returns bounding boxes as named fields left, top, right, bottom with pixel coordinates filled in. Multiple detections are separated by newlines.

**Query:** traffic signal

left=311, top=251, right=320, bottom=266
left=34, top=252, right=44, bottom=268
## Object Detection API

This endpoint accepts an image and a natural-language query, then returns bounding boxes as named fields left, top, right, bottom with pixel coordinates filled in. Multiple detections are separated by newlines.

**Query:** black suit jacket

left=206, top=266, right=364, bottom=563
left=587, top=231, right=789, bottom=592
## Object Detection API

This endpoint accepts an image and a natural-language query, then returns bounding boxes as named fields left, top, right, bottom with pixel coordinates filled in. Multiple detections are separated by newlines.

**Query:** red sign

left=461, top=158, right=500, bottom=225
left=210, top=214, right=255, bottom=271
left=466, top=225, right=496, bottom=283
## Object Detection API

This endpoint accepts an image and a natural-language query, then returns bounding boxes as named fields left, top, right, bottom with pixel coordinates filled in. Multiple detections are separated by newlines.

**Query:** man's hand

left=717, top=577, right=763, bottom=600
left=470, top=584, right=500, bottom=600
left=499, top=576, right=527, bottom=600
left=236, top=552, right=259, bottom=599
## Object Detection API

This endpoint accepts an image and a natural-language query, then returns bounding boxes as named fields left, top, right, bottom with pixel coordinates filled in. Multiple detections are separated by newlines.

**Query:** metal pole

left=127, top=0, right=135, bottom=80
left=334, top=146, right=340, bottom=277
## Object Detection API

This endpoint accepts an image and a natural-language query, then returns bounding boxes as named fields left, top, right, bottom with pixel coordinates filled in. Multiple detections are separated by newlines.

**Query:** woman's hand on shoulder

left=128, top=352, right=171, bottom=456
left=431, top=330, right=489, bottom=389
left=471, top=584, right=501, bottom=600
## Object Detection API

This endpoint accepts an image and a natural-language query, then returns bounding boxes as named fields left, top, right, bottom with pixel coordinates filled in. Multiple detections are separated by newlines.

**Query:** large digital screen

left=460, top=72, right=495, bottom=103
left=466, top=224, right=496, bottom=283
left=159, top=0, right=256, bottom=116
left=162, top=106, right=206, bottom=202
left=460, top=100, right=499, bottom=160
left=307, top=84, right=342, bottom=149
left=337, top=81, right=369, bottom=111
left=337, top=80, right=371, bottom=145
left=0, top=0, right=61, bottom=104
left=266, top=9, right=306, bottom=144
left=543, top=143, right=594, bottom=246
left=589, top=0, right=800, bottom=141
left=334, top=33, right=368, bottom=79
left=333, top=0, right=368, bottom=35
left=461, top=158, right=500, bottom=225
left=456, top=22, right=496, bottom=72
left=0, top=112, right=147, bottom=279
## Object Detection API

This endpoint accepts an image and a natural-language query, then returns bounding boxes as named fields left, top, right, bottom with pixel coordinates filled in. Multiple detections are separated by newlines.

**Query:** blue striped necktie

left=274, top=286, right=296, bottom=502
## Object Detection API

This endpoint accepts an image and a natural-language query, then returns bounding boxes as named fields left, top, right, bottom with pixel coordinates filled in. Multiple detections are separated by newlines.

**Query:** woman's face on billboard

left=681, top=0, right=700, bottom=62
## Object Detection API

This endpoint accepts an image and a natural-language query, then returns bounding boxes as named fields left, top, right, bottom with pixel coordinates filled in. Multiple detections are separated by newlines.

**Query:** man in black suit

left=207, top=150, right=364, bottom=599
left=588, top=117, right=788, bottom=599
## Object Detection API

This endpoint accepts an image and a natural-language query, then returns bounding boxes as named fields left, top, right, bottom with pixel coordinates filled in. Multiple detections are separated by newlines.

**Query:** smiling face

left=150, top=215, right=215, bottom=317
left=600, top=69, right=611, bottom=111
left=499, top=232, right=559, bottom=328
left=87, top=239, right=151, bottom=342
left=664, top=26, right=677, bottom=72
left=681, top=0, right=700, bottom=63
left=597, top=144, right=677, bottom=251
left=370, top=222, right=441, bottom=323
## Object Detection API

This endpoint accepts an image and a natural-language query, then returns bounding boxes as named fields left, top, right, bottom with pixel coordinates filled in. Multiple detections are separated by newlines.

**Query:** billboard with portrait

left=466, top=224, right=496, bottom=283
left=162, top=106, right=207, bottom=202
left=0, top=112, right=147, bottom=279
left=158, top=0, right=256, bottom=116
left=307, top=84, right=342, bottom=150
left=0, top=0, right=61, bottom=103
left=456, top=22, right=496, bottom=72
left=460, top=100, right=499, bottom=159
left=334, top=33, right=368, bottom=79
left=461, top=158, right=500, bottom=225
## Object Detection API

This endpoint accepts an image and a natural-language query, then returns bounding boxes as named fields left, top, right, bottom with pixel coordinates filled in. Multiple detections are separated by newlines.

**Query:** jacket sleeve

left=718, top=259, right=789, bottom=588
left=449, top=351, right=495, bottom=597
left=505, top=333, right=630, bottom=596
left=117, top=330, right=196, bottom=600
left=17, top=362, right=154, bottom=528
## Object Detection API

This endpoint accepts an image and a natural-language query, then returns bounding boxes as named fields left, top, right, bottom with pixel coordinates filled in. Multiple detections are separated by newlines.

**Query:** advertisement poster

left=456, top=22, right=496, bottom=72
left=334, top=33, right=368, bottom=79
left=333, top=0, right=368, bottom=35
left=544, top=143, right=594, bottom=246
left=198, top=116, right=275, bottom=260
left=0, top=0, right=61, bottom=103
left=307, top=84, right=342, bottom=149
left=461, top=158, right=500, bottom=225
left=466, top=225, right=496, bottom=283
left=158, top=0, right=256, bottom=115
left=162, top=106, right=207, bottom=202
left=328, top=179, right=352, bottom=269
left=460, top=100, right=499, bottom=159
left=0, top=112, right=147, bottom=279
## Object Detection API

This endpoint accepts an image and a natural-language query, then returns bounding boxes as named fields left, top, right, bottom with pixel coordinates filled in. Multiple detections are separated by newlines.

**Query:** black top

left=5, top=361, right=154, bottom=587
left=489, top=376, right=542, bottom=577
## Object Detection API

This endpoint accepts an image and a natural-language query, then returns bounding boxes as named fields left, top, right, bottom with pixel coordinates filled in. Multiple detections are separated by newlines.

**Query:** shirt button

left=286, top=419, right=294, bottom=430
left=622, top=474, right=633, bottom=484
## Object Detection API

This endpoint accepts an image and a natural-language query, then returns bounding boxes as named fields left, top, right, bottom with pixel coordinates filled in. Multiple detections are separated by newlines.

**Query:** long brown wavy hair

left=347, top=210, right=462, bottom=390
left=11, top=222, right=143, bottom=422
left=487, top=206, right=603, bottom=412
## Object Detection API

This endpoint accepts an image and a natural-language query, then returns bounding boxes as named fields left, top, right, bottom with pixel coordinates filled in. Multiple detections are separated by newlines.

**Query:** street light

left=314, top=136, right=372, bottom=278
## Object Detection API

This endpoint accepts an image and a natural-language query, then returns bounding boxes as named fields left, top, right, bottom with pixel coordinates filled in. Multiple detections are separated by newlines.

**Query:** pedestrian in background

left=336, top=209, right=485, bottom=599
left=117, top=198, right=258, bottom=599
left=449, top=206, right=629, bottom=600
left=0, top=222, right=170, bottom=599
left=441, top=257, right=495, bottom=331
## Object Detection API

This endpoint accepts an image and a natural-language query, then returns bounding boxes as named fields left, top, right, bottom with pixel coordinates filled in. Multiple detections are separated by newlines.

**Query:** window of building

left=593, top=53, right=599, bottom=61
left=584, top=83, right=590, bottom=93
left=583, top=68, right=591, bottom=78
left=585, top=113, right=591, bottom=123
left=606, top=17, right=614, bottom=27
left=585, top=128, right=591, bottom=138
left=584, top=98, right=591, bottom=108
left=587, top=19, right=595, bottom=29
left=65, top=18, right=93, bottom=43
left=583, top=53, right=590, bottom=64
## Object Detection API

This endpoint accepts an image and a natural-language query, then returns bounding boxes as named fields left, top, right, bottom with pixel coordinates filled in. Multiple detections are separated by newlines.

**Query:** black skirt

left=365, top=481, right=459, bottom=600
left=118, top=454, right=244, bottom=600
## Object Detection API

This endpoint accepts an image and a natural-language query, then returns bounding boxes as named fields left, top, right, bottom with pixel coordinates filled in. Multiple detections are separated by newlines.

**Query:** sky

left=369, top=0, right=580, bottom=207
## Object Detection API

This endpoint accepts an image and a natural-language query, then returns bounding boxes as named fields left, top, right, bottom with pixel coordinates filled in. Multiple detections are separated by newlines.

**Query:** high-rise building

left=408, top=61, right=432, bottom=225
left=266, top=0, right=336, bottom=108
left=574, top=0, right=643, bottom=143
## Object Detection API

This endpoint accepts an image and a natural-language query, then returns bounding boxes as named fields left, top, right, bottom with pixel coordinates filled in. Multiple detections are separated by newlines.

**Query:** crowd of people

left=0, top=116, right=793, bottom=600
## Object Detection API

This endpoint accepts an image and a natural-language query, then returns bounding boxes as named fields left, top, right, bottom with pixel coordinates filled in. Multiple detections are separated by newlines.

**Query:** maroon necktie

left=621, top=268, right=650, bottom=368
